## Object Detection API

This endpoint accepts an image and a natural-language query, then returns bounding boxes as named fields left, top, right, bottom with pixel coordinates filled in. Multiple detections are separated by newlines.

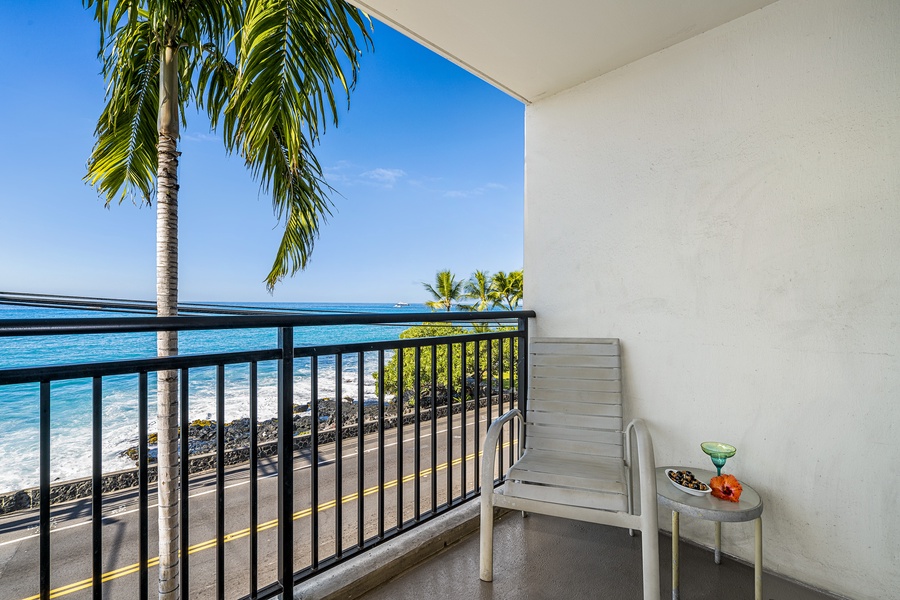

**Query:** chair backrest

left=526, top=338, right=624, bottom=459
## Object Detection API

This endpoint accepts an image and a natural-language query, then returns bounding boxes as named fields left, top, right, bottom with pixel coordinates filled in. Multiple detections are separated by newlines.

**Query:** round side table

left=656, top=467, right=764, bottom=600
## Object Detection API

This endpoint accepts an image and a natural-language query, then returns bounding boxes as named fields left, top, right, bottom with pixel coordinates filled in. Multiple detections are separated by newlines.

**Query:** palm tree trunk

left=156, top=43, right=180, bottom=600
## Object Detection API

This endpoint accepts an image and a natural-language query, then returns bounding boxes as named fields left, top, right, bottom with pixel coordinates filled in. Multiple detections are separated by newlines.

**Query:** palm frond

left=85, top=18, right=159, bottom=205
left=425, top=300, right=448, bottom=311
left=260, top=121, right=336, bottom=288
left=464, top=270, right=491, bottom=311
left=229, top=0, right=371, bottom=288
left=85, top=0, right=371, bottom=290
left=197, top=44, right=239, bottom=133
left=83, top=0, right=142, bottom=50
left=488, top=270, right=524, bottom=310
left=236, top=0, right=370, bottom=150
left=422, top=270, right=463, bottom=311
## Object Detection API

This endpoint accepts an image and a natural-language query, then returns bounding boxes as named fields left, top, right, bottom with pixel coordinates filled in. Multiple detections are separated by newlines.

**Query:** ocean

left=0, top=302, right=425, bottom=493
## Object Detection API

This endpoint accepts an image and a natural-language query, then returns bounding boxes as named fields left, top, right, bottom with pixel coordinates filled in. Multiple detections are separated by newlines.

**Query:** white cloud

left=181, top=132, right=218, bottom=143
left=361, top=168, right=407, bottom=188
left=323, top=160, right=358, bottom=185
left=442, top=182, right=507, bottom=199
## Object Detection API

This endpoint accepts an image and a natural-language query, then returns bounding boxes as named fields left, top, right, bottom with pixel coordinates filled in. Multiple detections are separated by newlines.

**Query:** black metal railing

left=0, top=310, right=533, bottom=600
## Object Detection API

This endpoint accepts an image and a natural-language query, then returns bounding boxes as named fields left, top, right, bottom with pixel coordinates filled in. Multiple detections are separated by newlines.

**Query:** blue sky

left=0, top=3, right=524, bottom=303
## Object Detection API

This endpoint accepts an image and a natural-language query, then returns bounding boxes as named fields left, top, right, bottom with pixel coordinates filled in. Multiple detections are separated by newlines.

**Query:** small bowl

left=666, top=469, right=711, bottom=496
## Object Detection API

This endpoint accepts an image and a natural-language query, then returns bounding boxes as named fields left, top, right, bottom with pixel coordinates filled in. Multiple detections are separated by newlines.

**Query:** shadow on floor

left=358, top=510, right=839, bottom=600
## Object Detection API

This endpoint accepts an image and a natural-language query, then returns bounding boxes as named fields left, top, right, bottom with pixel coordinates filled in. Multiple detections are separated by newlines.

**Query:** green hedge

left=374, top=324, right=517, bottom=405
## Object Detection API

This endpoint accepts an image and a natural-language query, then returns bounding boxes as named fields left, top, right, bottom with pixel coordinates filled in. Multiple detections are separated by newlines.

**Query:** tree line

left=376, top=324, right=517, bottom=400
left=375, top=269, right=524, bottom=400
left=422, top=269, right=523, bottom=311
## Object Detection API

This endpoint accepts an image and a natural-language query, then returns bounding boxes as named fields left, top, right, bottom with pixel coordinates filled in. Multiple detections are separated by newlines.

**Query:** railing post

left=39, top=381, right=50, bottom=600
left=377, top=350, right=385, bottom=539
left=396, top=348, right=405, bottom=529
left=334, top=353, right=343, bottom=559
left=92, top=377, right=103, bottom=600
left=310, top=356, right=320, bottom=570
left=179, top=369, right=190, bottom=598
left=138, top=372, right=149, bottom=600
left=249, top=361, right=259, bottom=599
left=216, top=365, right=226, bottom=600
left=277, top=326, right=294, bottom=596
left=474, top=340, right=481, bottom=491
left=517, top=318, right=528, bottom=455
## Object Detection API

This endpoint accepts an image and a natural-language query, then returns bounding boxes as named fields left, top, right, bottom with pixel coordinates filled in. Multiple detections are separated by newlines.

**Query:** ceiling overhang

left=350, top=0, right=778, bottom=103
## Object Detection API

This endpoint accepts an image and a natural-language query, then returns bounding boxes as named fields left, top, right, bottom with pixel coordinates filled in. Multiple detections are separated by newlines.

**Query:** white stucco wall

left=524, top=1, right=900, bottom=597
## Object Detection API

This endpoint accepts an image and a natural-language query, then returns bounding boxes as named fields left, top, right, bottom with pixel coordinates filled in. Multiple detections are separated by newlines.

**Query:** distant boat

left=393, top=302, right=409, bottom=308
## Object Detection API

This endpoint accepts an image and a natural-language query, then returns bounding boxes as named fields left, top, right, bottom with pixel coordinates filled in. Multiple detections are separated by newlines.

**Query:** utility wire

left=0, top=291, right=348, bottom=315
left=0, top=292, right=516, bottom=328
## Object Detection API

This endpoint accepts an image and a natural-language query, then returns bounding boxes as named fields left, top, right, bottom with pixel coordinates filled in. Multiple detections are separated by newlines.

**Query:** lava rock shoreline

left=119, top=398, right=389, bottom=463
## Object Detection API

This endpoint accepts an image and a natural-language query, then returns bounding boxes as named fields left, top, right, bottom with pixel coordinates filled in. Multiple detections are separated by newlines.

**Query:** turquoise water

left=0, top=302, right=425, bottom=492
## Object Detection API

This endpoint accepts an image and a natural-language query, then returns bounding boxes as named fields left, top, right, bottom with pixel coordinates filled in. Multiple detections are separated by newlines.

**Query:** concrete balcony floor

left=357, top=509, right=839, bottom=600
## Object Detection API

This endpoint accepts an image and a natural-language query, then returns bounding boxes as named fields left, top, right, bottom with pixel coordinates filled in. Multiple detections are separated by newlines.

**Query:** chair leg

left=479, top=495, right=494, bottom=581
left=640, top=526, right=660, bottom=600
left=640, top=518, right=660, bottom=600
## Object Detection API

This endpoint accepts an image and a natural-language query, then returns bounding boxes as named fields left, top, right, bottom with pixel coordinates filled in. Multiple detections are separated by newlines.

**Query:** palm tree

left=459, top=270, right=491, bottom=311
left=84, top=1, right=370, bottom=596
left=423, top=270, right=464, bottom=311
left=489, top=270, right=524, bottom=309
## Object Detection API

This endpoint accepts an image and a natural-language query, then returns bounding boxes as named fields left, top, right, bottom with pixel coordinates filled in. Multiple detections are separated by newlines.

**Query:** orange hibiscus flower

left=710, top=474, right=743, bottom=502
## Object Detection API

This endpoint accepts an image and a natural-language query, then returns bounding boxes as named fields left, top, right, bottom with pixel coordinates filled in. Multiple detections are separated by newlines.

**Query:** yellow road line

left=21, top=441, right=512, bottom=600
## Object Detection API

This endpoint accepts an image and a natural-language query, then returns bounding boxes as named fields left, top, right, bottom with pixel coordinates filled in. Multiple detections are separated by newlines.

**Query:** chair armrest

left=481, top=408, right=524, bottom=494
left=624, top=418, right=657, bottom=514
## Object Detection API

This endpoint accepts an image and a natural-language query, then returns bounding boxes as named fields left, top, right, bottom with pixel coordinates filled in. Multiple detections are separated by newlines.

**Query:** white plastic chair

left=480, top=338, right=659, bottom=600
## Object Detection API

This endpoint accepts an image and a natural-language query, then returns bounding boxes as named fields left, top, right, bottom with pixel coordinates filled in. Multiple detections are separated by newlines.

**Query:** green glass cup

left=701, top=441, right=737, bottom=476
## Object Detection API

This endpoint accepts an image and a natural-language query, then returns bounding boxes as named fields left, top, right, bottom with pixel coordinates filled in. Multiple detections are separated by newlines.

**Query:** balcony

left=0, top=310, right=844, bottom=599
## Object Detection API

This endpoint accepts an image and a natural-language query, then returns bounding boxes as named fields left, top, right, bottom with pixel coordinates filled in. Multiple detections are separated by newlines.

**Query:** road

left=0, top=402, right=518, bottom=600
